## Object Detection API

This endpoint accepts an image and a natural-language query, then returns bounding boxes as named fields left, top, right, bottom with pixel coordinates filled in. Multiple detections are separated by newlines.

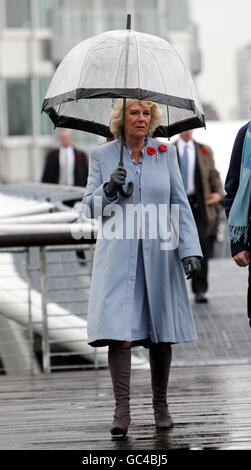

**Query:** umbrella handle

left=118, top=182, right=134, bottom=198
left=119, top=100, right=134, bottom=197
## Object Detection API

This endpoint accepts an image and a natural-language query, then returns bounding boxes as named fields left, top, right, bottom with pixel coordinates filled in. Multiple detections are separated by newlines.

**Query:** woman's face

left=125, top=102, right=151, bottom=140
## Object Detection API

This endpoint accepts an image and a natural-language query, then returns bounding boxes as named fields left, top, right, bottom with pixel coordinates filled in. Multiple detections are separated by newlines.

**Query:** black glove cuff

left=103, top=182, right=118, bottom=198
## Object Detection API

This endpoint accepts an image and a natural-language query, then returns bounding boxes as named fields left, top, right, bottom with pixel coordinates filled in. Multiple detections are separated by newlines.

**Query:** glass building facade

left=0, top=0, right=200, bottom=182
left=6, top=78, right=33, bottom=135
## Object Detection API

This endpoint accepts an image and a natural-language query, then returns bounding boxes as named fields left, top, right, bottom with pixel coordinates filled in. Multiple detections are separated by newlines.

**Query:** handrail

left=0, top=223, right=98, bottom=247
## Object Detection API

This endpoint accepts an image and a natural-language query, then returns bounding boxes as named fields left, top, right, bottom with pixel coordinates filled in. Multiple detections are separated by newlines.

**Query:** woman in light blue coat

left=82, top=99, right=202, bottom=436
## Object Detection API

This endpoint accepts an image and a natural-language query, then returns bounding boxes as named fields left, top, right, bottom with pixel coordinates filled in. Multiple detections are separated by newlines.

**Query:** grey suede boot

left=149, top=346, right=174, bottom=430
left=108, top=348, right=131, bottom=436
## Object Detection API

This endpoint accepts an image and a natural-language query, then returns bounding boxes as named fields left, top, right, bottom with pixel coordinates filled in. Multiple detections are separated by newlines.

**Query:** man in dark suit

left=224, top=121, right=251, bottom=327
left=175, top=130, right=224, bottom=303
left=42, top=129, right=89, bottom=187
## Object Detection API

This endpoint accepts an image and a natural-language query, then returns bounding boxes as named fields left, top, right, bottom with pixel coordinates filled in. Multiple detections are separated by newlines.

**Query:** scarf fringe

left=228, top=225, right=249, bottom=244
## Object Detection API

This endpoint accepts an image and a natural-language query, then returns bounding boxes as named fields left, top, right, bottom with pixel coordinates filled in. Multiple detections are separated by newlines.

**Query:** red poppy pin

left=147, top=147, right=156, bottom=155
left=158, top=144, right=167, bottom=152
left=201, top=148, right=207, bottom=155
left=75, top=154, right=82, bottom=162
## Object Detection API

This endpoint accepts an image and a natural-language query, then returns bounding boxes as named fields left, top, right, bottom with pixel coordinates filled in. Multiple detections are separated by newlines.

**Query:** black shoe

left=76, top=250, right=87, bottom=266
left=195, top=293, right=208, bottom=303
left=110, top=422, right=129, bottom=436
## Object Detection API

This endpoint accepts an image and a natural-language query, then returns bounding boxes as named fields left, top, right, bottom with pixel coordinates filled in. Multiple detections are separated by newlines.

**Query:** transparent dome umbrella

left=42, top=15, right=205, bottom=197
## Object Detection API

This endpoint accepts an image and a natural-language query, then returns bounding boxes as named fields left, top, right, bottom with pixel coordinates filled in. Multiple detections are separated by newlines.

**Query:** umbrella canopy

left=42, top=28, right=205, bottom=138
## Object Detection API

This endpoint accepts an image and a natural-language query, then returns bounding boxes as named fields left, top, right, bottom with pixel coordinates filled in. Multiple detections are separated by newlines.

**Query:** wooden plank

left=0, top=364, right=251, bottom=450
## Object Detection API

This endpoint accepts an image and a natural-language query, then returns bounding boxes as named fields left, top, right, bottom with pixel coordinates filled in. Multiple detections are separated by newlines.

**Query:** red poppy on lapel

left=75, top=154, right=82, bottom=162
left=158, top=144, right=167, bottom=152
left=201, top=148, right=208, bottom=155
left=147, top=147, right=156, bottom=155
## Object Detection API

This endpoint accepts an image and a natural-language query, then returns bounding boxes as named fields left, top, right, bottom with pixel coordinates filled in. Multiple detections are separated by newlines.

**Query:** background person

left=42, top=129, right=89, bottom=264
left=224, top=121, right=251, bottom=327
left=42, top=129, right=89, bottom=187
left=81, top=99, right=202, bottom=437
left=174, top=130, right=224, bottom=303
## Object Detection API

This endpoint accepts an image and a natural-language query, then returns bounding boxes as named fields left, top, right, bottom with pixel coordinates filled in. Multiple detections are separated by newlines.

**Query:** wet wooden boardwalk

left=0, top=364, right=251, bottom=450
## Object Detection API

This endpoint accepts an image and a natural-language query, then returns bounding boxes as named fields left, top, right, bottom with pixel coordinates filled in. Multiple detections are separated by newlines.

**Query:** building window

left=38, top=0, right=54, bottom=28
left=167, top=0, right=189, bottom=32
left=39, top=77, right=53, bottom=135
left=101, top=0, right=126, bottom=31
left=7, top=78, right=33, bottom=135
left=6, top=0, right=31, bottom=28
left=134, top=0, right=158, bottom=35
left=39, top=39, right=52, bottom=61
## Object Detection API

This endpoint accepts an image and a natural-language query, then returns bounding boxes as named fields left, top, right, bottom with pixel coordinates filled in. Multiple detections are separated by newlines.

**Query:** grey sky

left=189, top=0, right=251, bottom=119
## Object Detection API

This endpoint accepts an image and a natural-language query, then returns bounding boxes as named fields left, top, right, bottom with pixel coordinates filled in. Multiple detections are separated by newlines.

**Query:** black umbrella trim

left=155, top=117, right=206, bottom=138
left=42, top=87, right=196, bottom=113
left=46, top=107, right=205, bottom=139
left=154, top=113, right=206, bottom=138
left=47, top=108, right=114, bottom=137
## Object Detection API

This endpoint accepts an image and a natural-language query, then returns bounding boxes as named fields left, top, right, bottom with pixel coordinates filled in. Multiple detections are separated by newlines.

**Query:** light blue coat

left=82, top=137, right=202, bottom=346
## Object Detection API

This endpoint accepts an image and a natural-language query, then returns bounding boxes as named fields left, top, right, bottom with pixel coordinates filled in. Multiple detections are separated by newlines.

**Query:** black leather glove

left=103, top=166, right=127, bottom=198
left=182, top=256, right=201, bottom=280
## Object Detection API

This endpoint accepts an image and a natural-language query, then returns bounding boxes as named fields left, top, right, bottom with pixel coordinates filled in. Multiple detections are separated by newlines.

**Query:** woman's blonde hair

left=109, top=99, right=164, bottom=138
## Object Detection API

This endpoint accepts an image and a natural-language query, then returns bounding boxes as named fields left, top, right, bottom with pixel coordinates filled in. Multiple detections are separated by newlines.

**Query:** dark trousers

left=188, top=195, right=209, bottom=294
left=247, top=217, right=251, bottom=327
left=248, top=218, right=251, bottom=327
left=248, top=263, right=251, bottom=327
left=192, top=236, right=208, bottom=294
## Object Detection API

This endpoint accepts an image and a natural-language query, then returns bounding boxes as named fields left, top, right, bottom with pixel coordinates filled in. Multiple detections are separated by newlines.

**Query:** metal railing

left=38, top=243, right=99, bottom=373
left=0, top=247, right=36, bottom=375
left=0, top=211, right=232, bottom=376
left=0, top=243, right=109, bottom=375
